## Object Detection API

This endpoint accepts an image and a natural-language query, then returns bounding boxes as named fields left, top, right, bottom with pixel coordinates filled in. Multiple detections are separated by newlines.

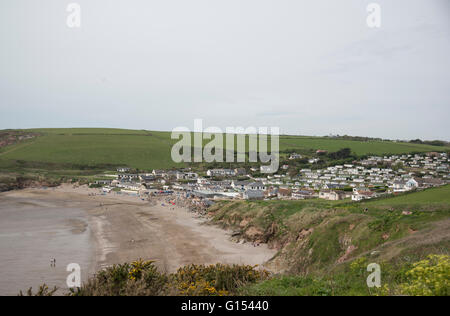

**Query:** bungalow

left=243, top=190, right=265, bottom=200
left=322, top=183, right=345, bottom=190
left=116, top=182, right=144, bottom=191
left=165, top=170, right=181, bottom=179
left=185, top=172, right=199, bottom=180
left=277, top=188, right=292, bottom=199
left=319, top=190, right=345, bottom=201
left=292, top=189, right=315, bottom=200
left=234, top=168, right=247, bottom=176
left=139, top=175, right=155, bottom=183
left=152, top=170, right=166, bottom=177
left=405, top=178, right=419, bottom=190
left=197, top=177, right=210, bottom=185
left=289, top=153, right=302, bottom=160
left=245, top=182, right=266, bottom=191
left=393, top=180, right=415, bottom=193
left=414, top=177, right=445, bottom=188
left=352, top=190, right=376, bottom=201
left=206, top=169, right=235, bottom=177
left=118, top=174, right=139, bottom=182
left=260, top=166, right=273, bottom=173
left=231, top=180, right=251, bottom=190
left=264, top=187, right=279, bottom=198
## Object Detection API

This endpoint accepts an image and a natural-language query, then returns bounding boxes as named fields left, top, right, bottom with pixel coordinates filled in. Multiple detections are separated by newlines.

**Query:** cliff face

left=0, top=130, right=39, bottom=149
left=0, top=176, right=61, bottom=192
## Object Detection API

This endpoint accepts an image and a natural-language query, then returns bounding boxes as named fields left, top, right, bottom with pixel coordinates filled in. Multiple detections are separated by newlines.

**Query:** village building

left=289, top=153, right=302, bottom=160
left=118, top=174, right=139, bottom=182
left=319, top=190, right=346, bottom=201
left=352, top=190, right=377, bottom=201
left=231, top=180, right=251, bottom=190
left=206, top=169, right=235, bottom=177
left=234, top=168, right=247, bottom=176
left=292, top=189, right=315, bottom=199
left=243, top=190, right=265, bottom=200
left=277, top=188, right=292, bottom=199
left=245, top=182, right=266, bottom=191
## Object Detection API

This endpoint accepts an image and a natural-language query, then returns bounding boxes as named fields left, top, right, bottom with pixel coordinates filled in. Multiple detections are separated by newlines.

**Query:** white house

left=289, top=153, right=302, bottom=160
left=245, top=182, right=266, bottom=191
left=319, top=190, right=345, bottom=201
left=352, top=190, right=376, bottom=201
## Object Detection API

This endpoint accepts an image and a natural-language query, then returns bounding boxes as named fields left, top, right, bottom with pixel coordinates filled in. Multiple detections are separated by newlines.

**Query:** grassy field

left=278, top=135, right=446, bottom=156
left=362, top=185, right=450, bottom=206
left=0, top=128, right=447, bottom=172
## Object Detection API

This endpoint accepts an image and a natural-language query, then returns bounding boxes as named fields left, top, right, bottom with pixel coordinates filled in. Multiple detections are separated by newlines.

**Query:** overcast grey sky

left=0, top=0, right=449, bottom=140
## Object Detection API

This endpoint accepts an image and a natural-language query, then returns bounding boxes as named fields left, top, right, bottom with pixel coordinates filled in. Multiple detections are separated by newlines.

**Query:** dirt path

left=0, top=140, right=35, bottom=156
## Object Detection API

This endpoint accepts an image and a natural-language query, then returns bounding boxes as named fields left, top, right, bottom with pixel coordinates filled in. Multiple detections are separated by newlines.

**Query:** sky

left=0, top=0, right=449, bottom=140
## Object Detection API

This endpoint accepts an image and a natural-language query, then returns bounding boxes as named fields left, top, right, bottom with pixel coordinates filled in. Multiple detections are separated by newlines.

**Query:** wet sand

left=0, top=184, right=276, bottom=295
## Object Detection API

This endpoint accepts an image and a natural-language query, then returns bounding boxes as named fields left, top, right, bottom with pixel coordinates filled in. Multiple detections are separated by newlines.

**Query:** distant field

left=278, top=136, right=445, bottom=156
left=0, top=129, right=178, bottom=170
left=0, top=128, right=447, bottom=171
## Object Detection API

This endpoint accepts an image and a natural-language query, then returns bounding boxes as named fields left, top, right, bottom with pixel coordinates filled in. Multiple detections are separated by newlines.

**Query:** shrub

left=400, top=254, right=450, bottom=296
left=171, top=263, right=270, bottom=296
left=66, top=261, right=269, bottom=296
left=69, top=260, right=168, bottom=296
left=18, top=284, right=58, bottom=296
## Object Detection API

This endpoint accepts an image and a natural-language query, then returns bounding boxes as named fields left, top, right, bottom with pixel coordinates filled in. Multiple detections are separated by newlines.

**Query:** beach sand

left=0, top=184, right=275, bottom=294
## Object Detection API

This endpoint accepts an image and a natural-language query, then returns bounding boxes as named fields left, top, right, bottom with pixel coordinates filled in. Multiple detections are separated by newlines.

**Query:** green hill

left=0, top=128, right=447, bottom=172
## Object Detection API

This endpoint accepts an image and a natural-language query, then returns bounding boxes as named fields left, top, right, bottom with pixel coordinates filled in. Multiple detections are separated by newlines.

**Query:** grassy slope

left=208, top=186, right=450, bottom=295
left=208, top=185, right=450, bottom=273
left=363, top=185, right=450, bottom=206
left=0, top=129, right=179, bottom=171
left=0, top=128, right=447, bottom=171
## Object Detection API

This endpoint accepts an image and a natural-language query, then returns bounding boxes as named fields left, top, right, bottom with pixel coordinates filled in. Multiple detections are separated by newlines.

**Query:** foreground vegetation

left=21, top=261, right=270, bottom=296
left=22, top=254, right=449, bottom=296
left=240, top=254, right=449, bottom=296
left=19, top=187, right=450, bottom=296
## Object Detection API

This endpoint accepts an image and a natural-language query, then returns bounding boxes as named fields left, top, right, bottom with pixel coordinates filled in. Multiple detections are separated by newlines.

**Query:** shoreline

left=0, top=184, right=276, bottom=293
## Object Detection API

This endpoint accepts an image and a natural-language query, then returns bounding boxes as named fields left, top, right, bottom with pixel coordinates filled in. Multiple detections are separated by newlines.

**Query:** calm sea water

left=0, top=195, right=94, bottom=296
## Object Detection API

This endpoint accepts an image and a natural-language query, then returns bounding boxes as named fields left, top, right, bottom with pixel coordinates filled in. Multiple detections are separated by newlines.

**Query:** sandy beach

left=0, top=184, right=275, bottom=294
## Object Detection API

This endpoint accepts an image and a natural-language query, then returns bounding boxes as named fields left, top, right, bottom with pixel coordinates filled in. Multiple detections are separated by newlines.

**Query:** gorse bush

left=349, top=257, right=368, bottom=277
left=173, top=263, right=270, bottom=296
left=18, top=284, right=58, bottom=296
left=67, top=260, right=269, bottom=296
left=69, top=260, right=168, bottom=296
left=400, top=254, right=450, bottom=296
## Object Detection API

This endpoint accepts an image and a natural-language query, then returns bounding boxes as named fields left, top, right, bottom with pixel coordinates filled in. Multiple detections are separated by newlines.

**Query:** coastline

left=0, top=184, right=276, bottom=294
